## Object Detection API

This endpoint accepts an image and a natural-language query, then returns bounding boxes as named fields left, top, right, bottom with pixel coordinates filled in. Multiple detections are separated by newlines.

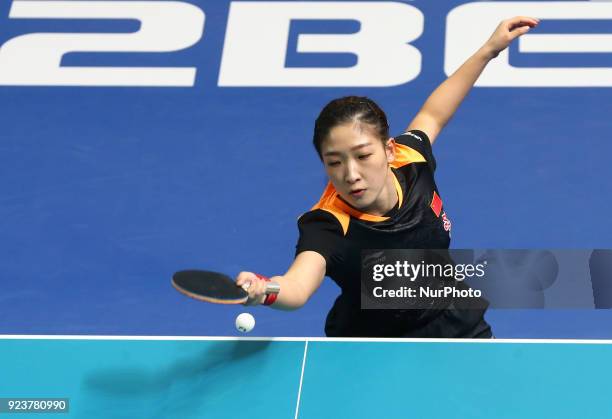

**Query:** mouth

left=349, top=188, right=366, bottom=198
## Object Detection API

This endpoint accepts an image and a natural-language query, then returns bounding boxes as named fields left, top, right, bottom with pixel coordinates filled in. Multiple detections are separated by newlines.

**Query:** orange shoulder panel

left=391, top=142, right=426, bottom=169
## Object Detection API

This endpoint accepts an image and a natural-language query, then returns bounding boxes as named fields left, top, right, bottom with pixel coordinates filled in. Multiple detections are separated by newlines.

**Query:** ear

left=385, top=137, right=396, bottom=164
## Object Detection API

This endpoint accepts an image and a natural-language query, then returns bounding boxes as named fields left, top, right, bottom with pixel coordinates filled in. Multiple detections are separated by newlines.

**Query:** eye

left=358, top=154, right=372, bottom=160
left=327, top=161, right=341, bottom=167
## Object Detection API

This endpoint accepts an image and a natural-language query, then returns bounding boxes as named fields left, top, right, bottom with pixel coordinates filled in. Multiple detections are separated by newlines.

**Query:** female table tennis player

left=236, top=16, right=540, bottom=337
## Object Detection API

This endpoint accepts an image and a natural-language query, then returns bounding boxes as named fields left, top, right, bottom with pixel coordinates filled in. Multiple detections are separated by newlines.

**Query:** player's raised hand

left=483, top=16, right=540, bottom=59
left=236, top=271, right=267, bottom=306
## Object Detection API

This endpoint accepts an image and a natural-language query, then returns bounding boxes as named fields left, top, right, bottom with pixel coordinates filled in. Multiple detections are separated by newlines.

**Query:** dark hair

left=313, top=96, right=389, bottom=159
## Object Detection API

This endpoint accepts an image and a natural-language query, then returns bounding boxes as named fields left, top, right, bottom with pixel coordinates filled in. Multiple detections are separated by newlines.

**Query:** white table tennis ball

left=236, top=313, right=255, bottom=333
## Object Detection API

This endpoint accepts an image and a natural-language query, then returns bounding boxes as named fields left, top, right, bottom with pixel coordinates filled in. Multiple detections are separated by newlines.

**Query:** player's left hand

left=483, top=16, right=540, bottom=59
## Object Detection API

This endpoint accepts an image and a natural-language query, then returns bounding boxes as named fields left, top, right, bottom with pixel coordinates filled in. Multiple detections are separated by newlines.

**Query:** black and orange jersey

left=295, top=130, right=488, bottom=337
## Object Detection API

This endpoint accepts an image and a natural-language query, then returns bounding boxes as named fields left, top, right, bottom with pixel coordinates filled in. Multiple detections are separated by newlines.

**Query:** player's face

left=321, top=122, right=396, bottom=215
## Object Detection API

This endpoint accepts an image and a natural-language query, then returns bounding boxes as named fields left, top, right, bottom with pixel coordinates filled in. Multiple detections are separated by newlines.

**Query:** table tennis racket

left=172, top=270, right=249, bottom=304
left=172, top=270, right=280, bottom=305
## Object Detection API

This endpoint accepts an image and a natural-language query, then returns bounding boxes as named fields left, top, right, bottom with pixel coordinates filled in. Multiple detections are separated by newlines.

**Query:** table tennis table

left=1, top=336, right=611, bottom=418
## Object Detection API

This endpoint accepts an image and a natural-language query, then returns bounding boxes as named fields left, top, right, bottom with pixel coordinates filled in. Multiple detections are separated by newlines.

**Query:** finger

left=236, top=271, right=255, bottom=287
left=509, top=25, right=532, bottom=40
left=246, top=284, right=257, bottom=299
left=244, top=278, right=267, bottom=304
left=252, top=280, right=267, bottom=299
left=510, top=16, right=540, bottom=23
left=244, top=284, right=262, bottom=306
left=235, top=272, right=247, bottom=285
left=508, top=16, right=539, bottom=29
left=245, top=281, right=258, bottom=298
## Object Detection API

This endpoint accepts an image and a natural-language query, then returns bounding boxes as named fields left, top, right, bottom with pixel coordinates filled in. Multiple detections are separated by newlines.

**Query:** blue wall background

left=1, top=0, right=610, bottom=337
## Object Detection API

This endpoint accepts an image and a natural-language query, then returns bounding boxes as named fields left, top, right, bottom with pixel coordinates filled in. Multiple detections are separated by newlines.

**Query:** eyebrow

left=323, top=142, right=372, bottom=157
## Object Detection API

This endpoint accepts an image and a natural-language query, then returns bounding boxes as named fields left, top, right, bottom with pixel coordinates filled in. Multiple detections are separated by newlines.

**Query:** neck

left=367, top=169, right=398, bottom=216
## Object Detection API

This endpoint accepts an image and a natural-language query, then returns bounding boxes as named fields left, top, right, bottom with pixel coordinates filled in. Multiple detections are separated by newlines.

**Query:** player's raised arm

left=236, top=250, right=326, bottom=310
left=406, top=16, right=540, bottom=144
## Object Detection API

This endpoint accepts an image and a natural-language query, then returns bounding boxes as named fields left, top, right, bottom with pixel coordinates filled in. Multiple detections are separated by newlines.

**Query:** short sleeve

left=394, top=129, right=436, bottom=172
left=295, top=209, right=344, bottom=274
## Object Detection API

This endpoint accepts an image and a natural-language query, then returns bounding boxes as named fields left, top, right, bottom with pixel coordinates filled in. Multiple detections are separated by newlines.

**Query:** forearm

left=407, top=17, right=538, bottom=143
left=266, top=275, right=309, bottom=311
left=237, top=251, right=326, bottom=309
left=417, top=47, right=494, bottom=128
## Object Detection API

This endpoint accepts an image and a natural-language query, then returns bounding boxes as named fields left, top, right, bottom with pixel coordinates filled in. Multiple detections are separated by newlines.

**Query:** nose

left=344, top=160, right=361, bottom=184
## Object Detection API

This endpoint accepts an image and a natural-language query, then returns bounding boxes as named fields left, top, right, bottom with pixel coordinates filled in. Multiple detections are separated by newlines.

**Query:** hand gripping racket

left=172, top=270, right=279, bottom=305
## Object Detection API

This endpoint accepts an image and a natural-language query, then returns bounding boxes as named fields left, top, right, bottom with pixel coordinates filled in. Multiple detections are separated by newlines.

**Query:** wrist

left=254, top=274, right=280, bottom=306
left=476, top=45, right=498, bottom=61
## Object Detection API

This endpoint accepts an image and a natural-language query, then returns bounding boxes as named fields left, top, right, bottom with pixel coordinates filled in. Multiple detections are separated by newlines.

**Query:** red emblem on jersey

left=430, top=191, right=442, bottom=217
left=442, top=212, right=452, bottom=232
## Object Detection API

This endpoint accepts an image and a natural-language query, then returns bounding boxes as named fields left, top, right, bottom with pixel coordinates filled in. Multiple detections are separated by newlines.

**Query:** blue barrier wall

left=1, top=0, right=611, bottom=337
